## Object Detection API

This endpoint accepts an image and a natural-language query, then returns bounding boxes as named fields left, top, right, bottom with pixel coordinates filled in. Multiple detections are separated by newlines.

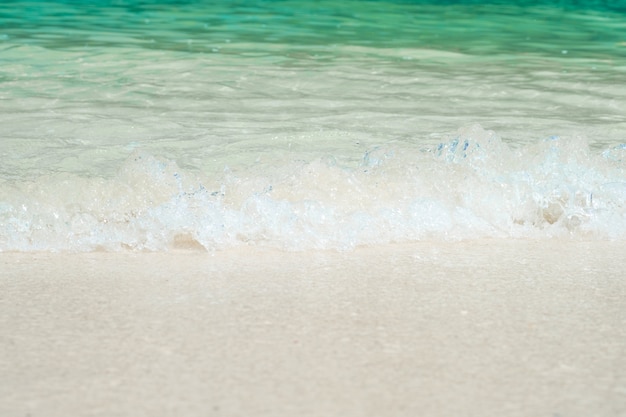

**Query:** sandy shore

left=1, top=240, right=625, bottom=417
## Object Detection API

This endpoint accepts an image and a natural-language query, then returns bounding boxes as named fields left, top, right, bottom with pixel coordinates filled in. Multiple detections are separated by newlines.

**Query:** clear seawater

left=1, top=0, right=626, bottom=251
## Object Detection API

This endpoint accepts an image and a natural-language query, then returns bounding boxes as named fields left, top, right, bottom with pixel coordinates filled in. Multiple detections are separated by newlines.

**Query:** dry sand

left=1, top=240, right=625, bottom=417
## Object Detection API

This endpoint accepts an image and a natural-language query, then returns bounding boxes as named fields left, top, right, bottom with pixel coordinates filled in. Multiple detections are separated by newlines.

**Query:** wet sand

left=1, top=241, right=625, bottom=416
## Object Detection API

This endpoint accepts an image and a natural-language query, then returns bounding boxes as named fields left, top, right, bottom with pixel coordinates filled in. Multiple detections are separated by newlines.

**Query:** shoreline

left=2, top=241, right=625, bottom=416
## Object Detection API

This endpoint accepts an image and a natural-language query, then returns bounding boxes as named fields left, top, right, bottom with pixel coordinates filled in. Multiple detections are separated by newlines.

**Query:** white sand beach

left=1, top=240, right=625, bottom=417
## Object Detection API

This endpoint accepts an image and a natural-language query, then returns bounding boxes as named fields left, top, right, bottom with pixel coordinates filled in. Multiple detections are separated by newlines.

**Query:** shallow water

left=1, top=0, right=626, bottom=251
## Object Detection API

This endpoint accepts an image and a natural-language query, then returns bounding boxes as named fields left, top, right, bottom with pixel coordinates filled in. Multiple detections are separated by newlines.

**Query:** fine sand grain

left=1, top=240, right=625, bottom=417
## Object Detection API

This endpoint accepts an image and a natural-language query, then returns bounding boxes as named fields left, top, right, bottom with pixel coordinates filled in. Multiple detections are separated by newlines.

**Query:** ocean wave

left=2, top=124, right=626, bottom=252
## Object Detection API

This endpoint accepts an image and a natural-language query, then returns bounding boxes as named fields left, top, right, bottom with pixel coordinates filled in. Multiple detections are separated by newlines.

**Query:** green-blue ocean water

left=1, top=1, right=626, bottom=250
left=2, top=0, right=626, bottom=58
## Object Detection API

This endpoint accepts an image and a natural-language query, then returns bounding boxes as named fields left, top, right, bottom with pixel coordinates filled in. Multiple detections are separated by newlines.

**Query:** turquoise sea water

left=1, top=0, right=626, bottom=251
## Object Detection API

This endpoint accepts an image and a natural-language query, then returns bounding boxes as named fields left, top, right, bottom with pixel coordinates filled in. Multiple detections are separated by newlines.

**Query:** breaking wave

left=2, top=125, right=626, bottom=252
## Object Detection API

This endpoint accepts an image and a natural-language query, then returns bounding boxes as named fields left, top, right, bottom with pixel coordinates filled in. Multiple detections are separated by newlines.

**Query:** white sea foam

left=2, top=124, right=625, bottom=252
